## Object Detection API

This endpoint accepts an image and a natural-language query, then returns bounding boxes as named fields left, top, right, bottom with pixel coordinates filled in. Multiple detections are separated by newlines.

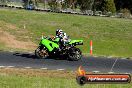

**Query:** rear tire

left=68, top=47, right=82, bottom=61
left=35, top=46, right=49, bottom=59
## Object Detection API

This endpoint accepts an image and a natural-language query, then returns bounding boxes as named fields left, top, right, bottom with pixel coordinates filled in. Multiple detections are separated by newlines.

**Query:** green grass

left=0, top=8, right=132, bottom=57
left=0, top=41, right=6, bottom=50
left=0, top=72, right=131, bottom=88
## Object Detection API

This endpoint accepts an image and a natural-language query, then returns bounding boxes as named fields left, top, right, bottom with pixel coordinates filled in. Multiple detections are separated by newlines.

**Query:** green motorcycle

left=35, top=36, right=83, bottom=61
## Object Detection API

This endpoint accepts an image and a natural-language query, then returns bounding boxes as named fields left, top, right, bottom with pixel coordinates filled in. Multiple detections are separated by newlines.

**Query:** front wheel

left=68, top=47, right=82, bottom=61
left=35, top=46, right=49, bottom=59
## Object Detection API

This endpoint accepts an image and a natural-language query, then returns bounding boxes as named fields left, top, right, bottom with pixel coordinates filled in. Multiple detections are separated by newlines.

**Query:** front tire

left=68, top=47, right=82, bottom=61
left=35, top=46, right=49, bottom=59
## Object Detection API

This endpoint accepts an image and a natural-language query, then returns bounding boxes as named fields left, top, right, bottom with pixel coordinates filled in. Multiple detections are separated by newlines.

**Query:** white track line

left=29, top=52, right=33, bottom=54
left=0, top=66, right=5, bottom=68
left=107, top=56, right=113, bottom=58
left=40, top=68, right=48, bottom=70
left=92, top=71, right=100, bottom=73
left=93, top=56, right=98, bottom=57
left=7, top=66, right=15, bottom=68
left=57, top=69, right=65, bottom=71
left=24, top=67, right=32, bottom=69
left=108, top=72, right=114, bottom=73
left=121, top=58, right=126, bottom=59
left=124, top=73, right=131, bottom=74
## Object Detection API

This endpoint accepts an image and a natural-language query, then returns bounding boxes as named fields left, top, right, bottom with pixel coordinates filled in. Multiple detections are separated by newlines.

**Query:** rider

left=55, top=29, right=70, bottom=50
left=62, top=32, right=70, bottom=45
left=56, top=29, right=64, bottom=38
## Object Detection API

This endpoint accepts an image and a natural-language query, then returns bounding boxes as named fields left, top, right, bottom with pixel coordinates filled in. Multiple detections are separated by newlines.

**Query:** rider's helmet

left=56, top=29, right=63, bottom=36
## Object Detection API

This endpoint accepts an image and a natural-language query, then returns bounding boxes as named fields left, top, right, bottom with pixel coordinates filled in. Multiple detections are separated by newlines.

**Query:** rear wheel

left=68, top=47, right=82, bottom=61
left=35, top=46, right=49, bottom=59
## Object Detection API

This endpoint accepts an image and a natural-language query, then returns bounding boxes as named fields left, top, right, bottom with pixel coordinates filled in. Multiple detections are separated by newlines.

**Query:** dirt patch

left=0, top=21, right=17, bottom=30
left=0, top=30, right=37, bottom=50
left=6, top=23, right=17, bottom=30
left=0, top=21, right=28, bottom=33
left=0, top=20, right=37, bottom=50
left=0, top=68, right=75, bottom=79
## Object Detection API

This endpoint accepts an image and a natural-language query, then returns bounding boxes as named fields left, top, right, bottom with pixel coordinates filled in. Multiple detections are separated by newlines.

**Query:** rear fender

left=69, top=40, right=83, bottom=45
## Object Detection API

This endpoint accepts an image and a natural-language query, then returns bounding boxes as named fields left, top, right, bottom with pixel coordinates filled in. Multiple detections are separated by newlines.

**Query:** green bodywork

left=40, top=39, right=59, bottom=52
left=52, top=38, right=60, bottom=43
left=39, top=37, right=83, bottom=52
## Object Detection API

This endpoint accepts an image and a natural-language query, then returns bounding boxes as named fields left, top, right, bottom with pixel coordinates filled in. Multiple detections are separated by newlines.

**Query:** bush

left=120, top=8, right=131, bottom=18
left=101, top=0, right=116, bottom=14
left=48, top=0, right=61, bottom=12
left=107, top=11, right=112, bottom=17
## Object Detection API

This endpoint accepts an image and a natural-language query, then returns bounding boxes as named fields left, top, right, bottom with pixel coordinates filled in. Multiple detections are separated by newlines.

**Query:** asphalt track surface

left=0, top=51, right=132, bottom=73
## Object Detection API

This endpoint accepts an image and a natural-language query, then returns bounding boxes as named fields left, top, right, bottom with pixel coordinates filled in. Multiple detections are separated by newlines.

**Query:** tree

left=62, top=0, right=77, bottom=9
left=101, top=0, right=116, bottom=13
left=22, top=0, right=28, bottom=8
left=69, top=0, right=77, bottom=9
left=0, top=0, right=8, bottom=6
left=62, top=0, right=70, bottom=9
left=92, top=0, right=103, bottom=11
left=114, top=0, right=132, bottom=13
left=48, top=0, right=60, bottom=11
left=22, top=0, right=41, bottom=9
left=77, top=0, right=95, bottom=11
